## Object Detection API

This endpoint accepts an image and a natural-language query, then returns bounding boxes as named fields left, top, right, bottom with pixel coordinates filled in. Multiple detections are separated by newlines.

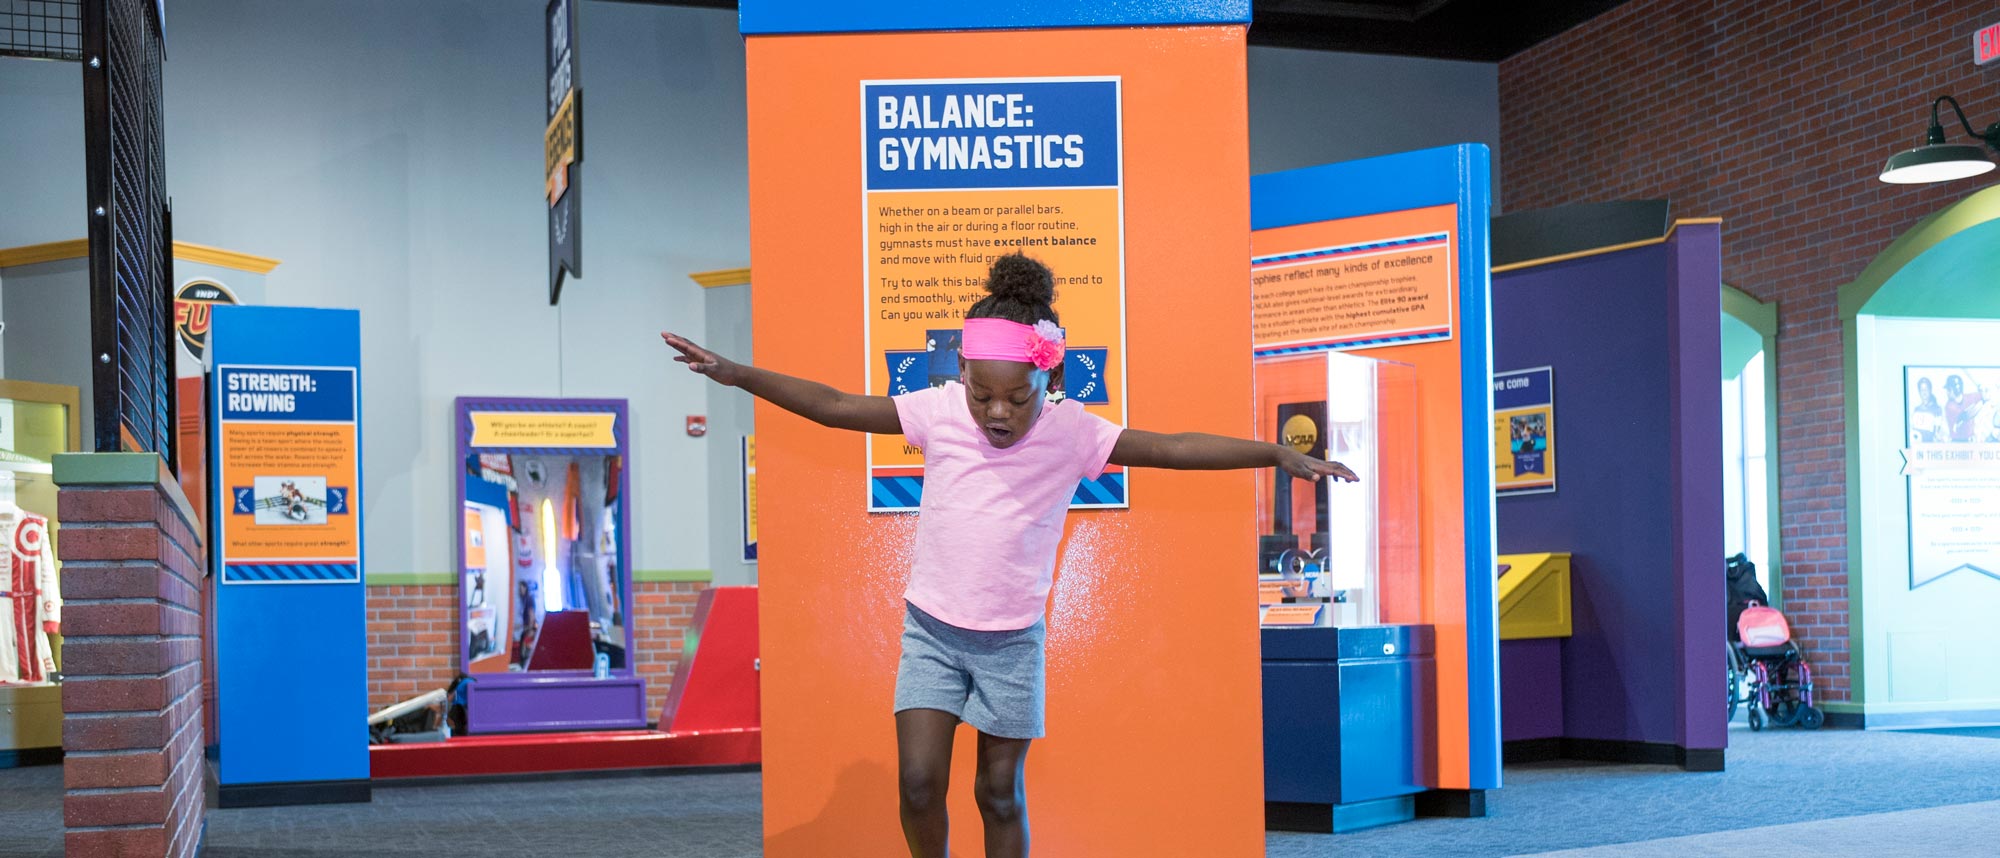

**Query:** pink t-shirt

left=893, top=382, right=1125, bottom=631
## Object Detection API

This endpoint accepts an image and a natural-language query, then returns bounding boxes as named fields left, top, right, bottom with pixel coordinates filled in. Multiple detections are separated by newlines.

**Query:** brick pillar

left=54, top=453, right=206, bottom=858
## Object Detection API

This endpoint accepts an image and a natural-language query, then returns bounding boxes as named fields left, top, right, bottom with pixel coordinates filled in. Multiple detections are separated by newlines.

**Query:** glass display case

left=0, top=381, right=79, bottom=757
left=1253, top=351, right=1418, bottom=628
left=454, top=397, right=646, bottom=733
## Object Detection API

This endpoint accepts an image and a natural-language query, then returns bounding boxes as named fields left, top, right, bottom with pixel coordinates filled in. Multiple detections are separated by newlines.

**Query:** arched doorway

left=1841, top=185, right=2000, bottom=728
left=1723, top=286, right=1780, bottom=604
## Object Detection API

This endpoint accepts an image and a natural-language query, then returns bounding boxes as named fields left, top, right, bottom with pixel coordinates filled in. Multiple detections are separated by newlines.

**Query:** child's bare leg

left=897, top=708, right=959, bottom=857
left=975, top=732, right=1032, bottom=858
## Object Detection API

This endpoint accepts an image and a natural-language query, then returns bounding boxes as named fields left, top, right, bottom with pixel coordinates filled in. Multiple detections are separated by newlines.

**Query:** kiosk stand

left=1250, top=145, right=1502, bottom=826
left=1256, top=350, right=1438, bottom=832
left=454, top=397, right=645, bottom=733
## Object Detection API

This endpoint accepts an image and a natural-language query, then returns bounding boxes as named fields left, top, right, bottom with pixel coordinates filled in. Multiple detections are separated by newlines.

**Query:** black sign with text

left=546, top=0, right=581, bottom=304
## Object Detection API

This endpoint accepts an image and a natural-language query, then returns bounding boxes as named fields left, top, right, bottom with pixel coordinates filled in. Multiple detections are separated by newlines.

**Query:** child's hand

left=1278, top=448, right=1359, bottom=483
left=661, top=332, right=743, bottom=386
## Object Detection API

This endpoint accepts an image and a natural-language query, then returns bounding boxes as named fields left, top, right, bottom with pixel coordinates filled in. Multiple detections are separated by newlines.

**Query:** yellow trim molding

left=0, top=239, right=281, bottom=274
left=1492, top=217, right=1724, bottom=274
left=690, top=267, right=751, bottom=288
left=172, top=240, right=282, bottom=274
left=0, top=239, right=88, bottom=268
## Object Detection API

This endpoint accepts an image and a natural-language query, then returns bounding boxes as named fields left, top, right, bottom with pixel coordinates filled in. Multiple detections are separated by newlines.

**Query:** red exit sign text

left=1979, top=22, right=2000, bottom=66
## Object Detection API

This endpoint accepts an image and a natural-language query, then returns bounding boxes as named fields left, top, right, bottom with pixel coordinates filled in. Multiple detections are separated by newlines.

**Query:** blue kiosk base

left=217, top=778, right=373, bottom=809
left=1263, top=624, right=1437, bottom=834
left=1268, top=795, right=1416, bottom=834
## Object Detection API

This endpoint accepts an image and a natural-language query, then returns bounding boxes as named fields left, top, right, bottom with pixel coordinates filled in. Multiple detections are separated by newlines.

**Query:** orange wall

left=747, top=26, right=1261, bottom=857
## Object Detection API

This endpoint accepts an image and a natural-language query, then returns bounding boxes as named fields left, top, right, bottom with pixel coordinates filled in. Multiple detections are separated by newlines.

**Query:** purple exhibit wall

left=1491, top=224, right=1725, bottom=752
left=1500, top=638, right=1564, bottom=741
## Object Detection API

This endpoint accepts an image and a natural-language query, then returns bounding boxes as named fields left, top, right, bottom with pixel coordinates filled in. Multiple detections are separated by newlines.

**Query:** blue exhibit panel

left=210, top=305, right=369, bottom=787
left=1251, top=144, right=1501, bottom=790
left=740, top=0, right=1250, bottom=35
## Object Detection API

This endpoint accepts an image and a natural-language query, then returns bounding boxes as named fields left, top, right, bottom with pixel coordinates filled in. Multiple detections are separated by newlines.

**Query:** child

left=663, top=253, right=1355, bottom=858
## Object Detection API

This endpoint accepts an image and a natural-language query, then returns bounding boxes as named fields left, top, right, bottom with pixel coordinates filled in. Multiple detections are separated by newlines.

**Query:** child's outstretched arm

left=663, top=332, right=902, bottom=434
left=1109, top=429, right=1359, bottom=482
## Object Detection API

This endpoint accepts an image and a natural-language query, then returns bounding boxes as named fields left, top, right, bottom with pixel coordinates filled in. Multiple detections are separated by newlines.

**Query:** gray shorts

left=894, top=601, right=1047, bottom=739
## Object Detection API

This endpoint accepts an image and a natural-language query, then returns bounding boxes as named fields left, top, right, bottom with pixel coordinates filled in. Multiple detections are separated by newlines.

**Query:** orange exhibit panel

left=742, top=3, right=1262, bottom=855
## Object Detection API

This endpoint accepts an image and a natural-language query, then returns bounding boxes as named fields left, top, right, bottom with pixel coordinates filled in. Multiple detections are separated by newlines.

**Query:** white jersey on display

left=0, top=510, right=60, bottom=684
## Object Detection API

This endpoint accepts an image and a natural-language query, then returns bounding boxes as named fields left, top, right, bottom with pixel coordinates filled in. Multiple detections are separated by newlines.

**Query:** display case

left=455, top=398, right=645, bottom=733
left=0, top=381, right=80, bottom=761
left=1253, top=351, right=1419, bottom=628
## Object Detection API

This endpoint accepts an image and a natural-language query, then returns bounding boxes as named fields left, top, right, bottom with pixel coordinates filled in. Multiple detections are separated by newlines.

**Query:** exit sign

left=1979, top=21, right=2000, bottom=66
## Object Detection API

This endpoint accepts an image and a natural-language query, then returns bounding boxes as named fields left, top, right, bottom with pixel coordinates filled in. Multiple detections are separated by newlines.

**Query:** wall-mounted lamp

left=1880, top=95, right=2000, bottom=184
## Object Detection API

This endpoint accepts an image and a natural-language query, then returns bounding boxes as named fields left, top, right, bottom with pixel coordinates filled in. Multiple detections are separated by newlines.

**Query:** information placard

left=862, top=77, right=1128, bottom=511
left=1494, top=367, right=1556, bottom=496
left=1902, top=365, right=2000, bottom=588
left=215, top=364, right=361, bottom=583
left=1250, top=204, right=1456, bottom=356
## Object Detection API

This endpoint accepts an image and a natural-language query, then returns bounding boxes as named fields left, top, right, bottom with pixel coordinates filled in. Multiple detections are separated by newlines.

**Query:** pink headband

left=961, top=318, right=1066, bottom=372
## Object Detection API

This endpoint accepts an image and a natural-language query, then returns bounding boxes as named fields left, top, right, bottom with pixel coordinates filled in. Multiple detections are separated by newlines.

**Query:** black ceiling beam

left=1251, top=0, right=1634, bottom=62
left=605, top=0, right=1634, bottom=63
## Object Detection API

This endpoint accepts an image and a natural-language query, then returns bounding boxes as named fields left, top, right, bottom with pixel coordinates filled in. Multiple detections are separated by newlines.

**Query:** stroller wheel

left=1770, top=698, right=1802, bottom=727
left=1748, top=707, right=1765, bottom=732
left=1798, top=706, right=1825, bottom=730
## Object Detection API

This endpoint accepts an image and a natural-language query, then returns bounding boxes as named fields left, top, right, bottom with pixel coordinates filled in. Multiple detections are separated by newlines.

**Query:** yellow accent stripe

left=0, top=239, right=281, bottom=274
left=171, top=241, right=282, bottom=274
left=690, top=267, right=751, bottom=288
left=0, top=239, right=88, bottom=268
left=1492, top=217, right=1724, bottom=274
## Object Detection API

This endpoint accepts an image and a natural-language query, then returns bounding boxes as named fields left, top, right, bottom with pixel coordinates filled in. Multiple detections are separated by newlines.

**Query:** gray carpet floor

left=1906, top=724, right=2000, bottom=739
left=5, top=724, right=1999, bottom=857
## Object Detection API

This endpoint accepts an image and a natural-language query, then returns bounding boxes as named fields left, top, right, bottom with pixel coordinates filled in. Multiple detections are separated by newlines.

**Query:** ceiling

left=613, top=0, right=1635, bottom=62
left=1251, top=0, right=1633, bottom=61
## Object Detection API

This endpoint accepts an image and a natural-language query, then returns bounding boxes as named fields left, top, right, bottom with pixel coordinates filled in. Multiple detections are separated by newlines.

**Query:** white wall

left=3, top=11, right=1498, bottom=581
left=1854, top=315, right=2000, bottom=723
left=151, top=0, right=745, bottom=577
left=1247, top=46, right=1500, bottom=199
left=703, top=282, right=755, bottom=586
left=0, top=57, right=84, bottom=244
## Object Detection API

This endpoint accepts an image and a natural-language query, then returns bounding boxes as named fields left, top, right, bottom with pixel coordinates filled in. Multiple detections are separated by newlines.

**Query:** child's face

left=961, top=359, right=1051, bottom=449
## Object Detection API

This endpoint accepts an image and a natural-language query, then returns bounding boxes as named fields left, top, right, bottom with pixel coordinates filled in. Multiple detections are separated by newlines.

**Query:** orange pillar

left=744, top=4, right=1262, bottom=855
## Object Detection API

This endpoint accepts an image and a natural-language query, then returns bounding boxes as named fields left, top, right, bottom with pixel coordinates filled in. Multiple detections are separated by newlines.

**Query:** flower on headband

left=1025, top=320, right=1066, bottom=372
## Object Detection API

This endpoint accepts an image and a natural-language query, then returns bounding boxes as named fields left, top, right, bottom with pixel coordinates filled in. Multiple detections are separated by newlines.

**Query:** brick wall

left=365, top=585, right=458, bottom=712
left=56, top=477, right=207, bottom=858
left=365, top=580, right=703, bottom=722
left=1499, top=0, right=2000, bottom=702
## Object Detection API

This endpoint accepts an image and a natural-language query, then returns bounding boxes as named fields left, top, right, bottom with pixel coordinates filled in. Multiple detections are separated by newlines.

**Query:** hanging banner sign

left=1493, top=366, right=1555, bottom=496
left=546, top=0, right=582, bottom=303
left=214, top=362, right=361, bottom=584
left=1250, top=205, right=1456, bottom=356
left=861, top=76, right=1129, bottom=512
left=1902, top=365, right=2000, bottom=588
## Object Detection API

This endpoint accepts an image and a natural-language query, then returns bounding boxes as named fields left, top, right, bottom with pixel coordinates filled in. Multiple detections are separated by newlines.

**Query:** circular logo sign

left=1282, top=414, right=1320, bottom=454
left=174, top=279, right=238, bottom=361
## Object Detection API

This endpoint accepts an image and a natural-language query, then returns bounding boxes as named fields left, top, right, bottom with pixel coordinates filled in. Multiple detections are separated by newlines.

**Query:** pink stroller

left=1728, top=601, right=1823, bottom=730
left=1724, top=553, right=1822, bottom=730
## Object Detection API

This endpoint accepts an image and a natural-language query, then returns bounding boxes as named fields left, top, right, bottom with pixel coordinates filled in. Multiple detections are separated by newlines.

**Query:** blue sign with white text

left=865, top=79, right=1120, bottom=191
left=217, top=366, right=357, bottom=422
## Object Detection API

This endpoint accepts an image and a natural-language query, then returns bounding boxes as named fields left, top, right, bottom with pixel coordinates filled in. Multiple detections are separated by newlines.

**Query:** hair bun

left=985, top=253, right=1055, bottom=306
